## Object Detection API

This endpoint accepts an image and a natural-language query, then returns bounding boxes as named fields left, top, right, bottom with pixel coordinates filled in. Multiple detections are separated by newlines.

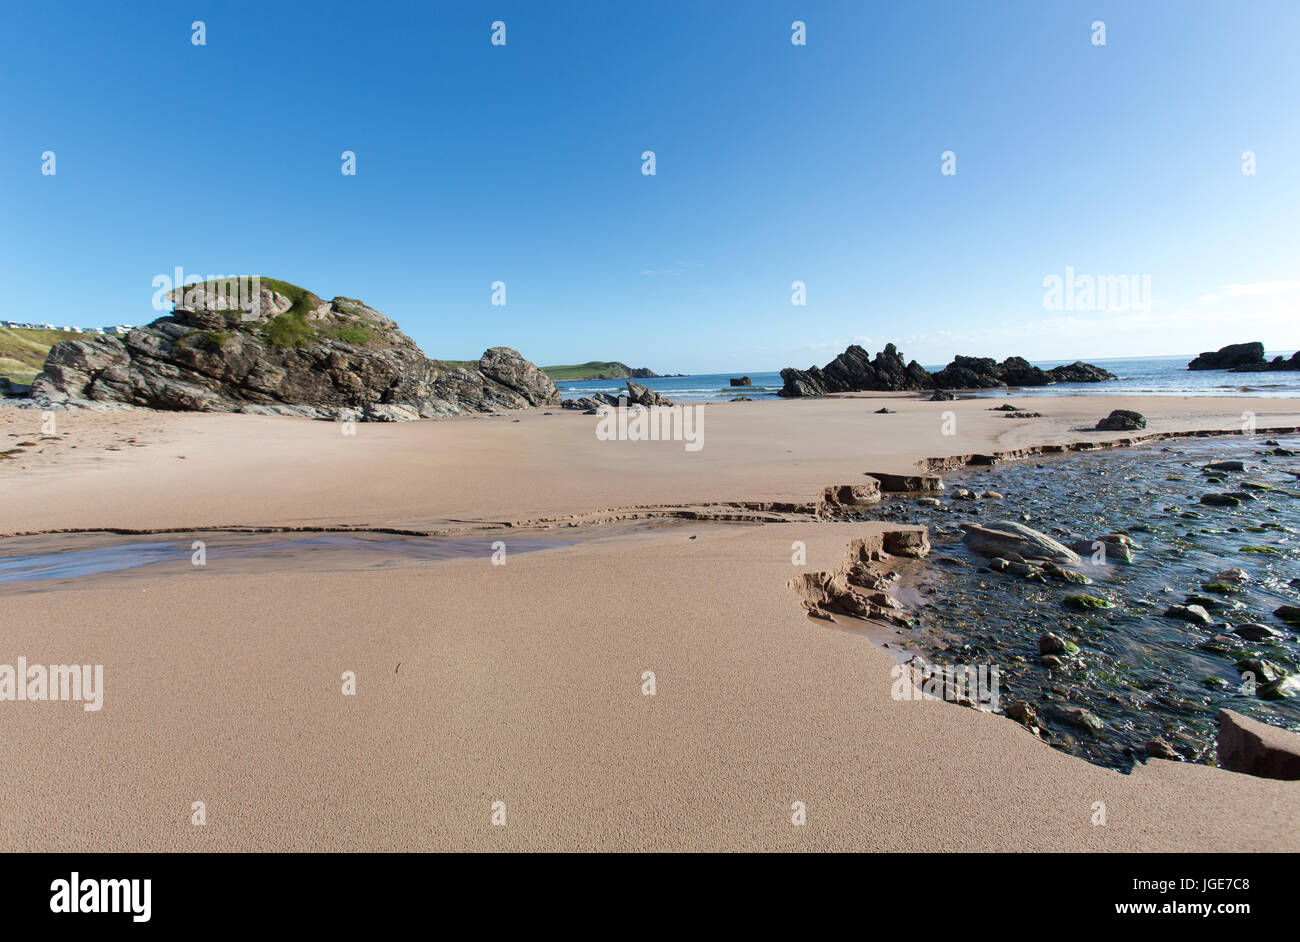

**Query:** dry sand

left=1, top=394, right=1299, bottom=851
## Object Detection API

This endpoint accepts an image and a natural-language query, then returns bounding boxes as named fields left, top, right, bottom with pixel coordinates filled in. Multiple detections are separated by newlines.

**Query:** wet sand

left=2, top=394, right=1299, bottom=850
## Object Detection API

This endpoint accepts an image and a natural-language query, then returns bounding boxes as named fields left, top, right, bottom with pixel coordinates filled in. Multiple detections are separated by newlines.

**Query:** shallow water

left=865, top=434, right=1300, bottom=771
left=0, top=531, right=577, bottom=588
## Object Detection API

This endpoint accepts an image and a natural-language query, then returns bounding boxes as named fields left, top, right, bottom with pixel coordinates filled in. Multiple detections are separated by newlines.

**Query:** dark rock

left=1188, top=342, right=1265, bottom=371
left=1234, top=623, right=1284, bottom=642
left=930, top=389, right=956, bottom=401
left=778, top=343, right=932, bottom=397
left=1039, top=632, right=1079, bottom=656
left=1005, top=700, right=1038, bottom=727
left=1095, top=409, right=1146, bottom=431
left=1201, top=493, right=1242, bottom=507
left=624, top=381, right=672, bottom=407
left=931, top=355, right=1117, bottom=390
left=728, top=376, right=751, bottom=386
left=1164, top=604, right=1212, bottom=624
left=1235, top=658, right=1287, bottom=684
left=1144, top=737, right=1179, bottom=760
left=1048, top=705, right=1104, bottom=731
left=1231, top=351, right=1300, bottom=373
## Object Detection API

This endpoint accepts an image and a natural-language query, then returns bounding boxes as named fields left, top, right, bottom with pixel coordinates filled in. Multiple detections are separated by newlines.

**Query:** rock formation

left=779, top=343, right=932, bottom=397
left=1188, top=342, right=1266, bottom=370
left=24, top=279, right=558, bottom=420
left=779, top=343, right=1116, bottom=397
left=1096, top=409, right=1146, bottom=431
left=624, top=381, right=673, bottom=406
left=1187, top=342, right=1300, bottom=372
left=959, top=521, right=1083, bottom=565
left=931, top=356, right=1116, bottom=389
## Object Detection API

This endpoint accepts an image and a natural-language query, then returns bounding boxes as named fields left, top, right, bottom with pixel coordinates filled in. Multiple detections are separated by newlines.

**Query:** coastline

left=2, top=393, right=1299, bottom=851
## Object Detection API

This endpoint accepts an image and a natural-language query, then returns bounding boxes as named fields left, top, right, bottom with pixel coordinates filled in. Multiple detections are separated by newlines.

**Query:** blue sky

left=2, top=0, right=1297, bottom=373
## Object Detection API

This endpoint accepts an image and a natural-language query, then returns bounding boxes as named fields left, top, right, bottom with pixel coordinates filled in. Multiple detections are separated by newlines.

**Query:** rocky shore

left=854, top=433, right=1300, bottom=772
left=778, top=343, right=1117, bottom=397
left=1188, top=341, right=1300, bottom=373
left=14, top=279, right=558, bottom=421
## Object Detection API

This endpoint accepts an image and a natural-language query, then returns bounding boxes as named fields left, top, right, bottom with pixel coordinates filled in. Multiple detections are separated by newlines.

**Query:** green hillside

left=543, top=361, right=640, bottom=381
left=0, top=326, right=100, bottom=384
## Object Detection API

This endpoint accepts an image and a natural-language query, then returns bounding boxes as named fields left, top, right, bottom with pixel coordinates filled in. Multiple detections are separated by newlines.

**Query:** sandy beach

left=3, top=393, right=1299, bottom=851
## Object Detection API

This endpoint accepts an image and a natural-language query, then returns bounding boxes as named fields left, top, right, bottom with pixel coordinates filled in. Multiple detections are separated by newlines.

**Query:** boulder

left=1217, top=709, right=1300, bottom=779
left=1233, top=623, right=1283, bottom=642
left=959, top=521, right=1083, bottom=565
left=729, top=376, right=751, bottom=386
left=1095, top=409, right=1146, bottom=431
left=1163, top=604, right=1212, bottom=625
left=625, top=381, right=672, bottom=407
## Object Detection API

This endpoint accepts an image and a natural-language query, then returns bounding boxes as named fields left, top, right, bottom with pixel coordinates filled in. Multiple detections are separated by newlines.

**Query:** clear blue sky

left=2, top=0, right=1297, bottom=372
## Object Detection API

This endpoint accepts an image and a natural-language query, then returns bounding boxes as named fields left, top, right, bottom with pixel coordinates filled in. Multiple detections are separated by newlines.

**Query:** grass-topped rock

left=26, top=277, right=559, bottom=420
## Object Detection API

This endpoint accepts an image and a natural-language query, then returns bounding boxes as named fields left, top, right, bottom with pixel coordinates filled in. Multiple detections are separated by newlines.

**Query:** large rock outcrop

left=1188, top=342, right=1266, bottom=371
left=779, top=343, right=932, bottom=397
left=930, top=356, right=1116, bottom=390
left=26, top=278, right=558, bottom=420
left=779, top=344, right=1116, bottom=397
left=1187, top=342, right=1299, bottom=373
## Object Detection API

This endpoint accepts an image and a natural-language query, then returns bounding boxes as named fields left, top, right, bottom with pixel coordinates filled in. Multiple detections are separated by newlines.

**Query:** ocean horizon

left=556, top=352, right=1300, bottom=403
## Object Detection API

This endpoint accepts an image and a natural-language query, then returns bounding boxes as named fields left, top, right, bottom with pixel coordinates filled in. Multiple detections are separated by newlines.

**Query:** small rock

left=1235, top=658, right=1287, bottom=684
left=1064, top=594, right=1115, bottom=611
left=1005, top=701, right=1038, bottom=727
left=1201, top=493, right=1242, bottom=507
left=1274, top=605, right=1300, bottom=624
left=1164, top=604, right=1212, bottom=624
left=1095, top=409, right=1146, bottom=431
left=1039, top=632, right=1079, bottom=657
left=1233, top=623, right=1283, bottom=642
left=1143, top=737, right=1179, bottom=760
left=1048, top=704, right=1104, bottom=731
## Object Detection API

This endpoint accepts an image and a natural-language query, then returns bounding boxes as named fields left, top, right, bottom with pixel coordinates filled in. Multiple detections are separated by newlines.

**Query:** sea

left=554, top=353, right=1300, bottom=403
